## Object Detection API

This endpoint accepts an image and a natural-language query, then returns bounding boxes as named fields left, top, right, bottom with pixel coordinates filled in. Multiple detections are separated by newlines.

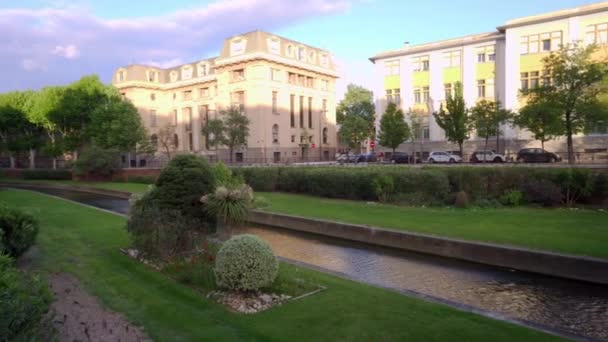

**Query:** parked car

left=427, top=151, right=462, bottom=164
left=516, top=148, right=562, bottom=163
left=337, top=153, right=358, bottom=164
left=390, top=152, right=411, bottom=164
left=356, top=152, right=377, bottom=163
left=470, top=150, right=506, bottom=163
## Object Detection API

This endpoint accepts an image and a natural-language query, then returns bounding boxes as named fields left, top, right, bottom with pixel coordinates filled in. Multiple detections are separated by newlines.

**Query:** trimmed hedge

left=0, top=206, right=39, bottom=258
left=235, top=166, right=607, bottom=206
left=21, top=169, right=72, bottom=180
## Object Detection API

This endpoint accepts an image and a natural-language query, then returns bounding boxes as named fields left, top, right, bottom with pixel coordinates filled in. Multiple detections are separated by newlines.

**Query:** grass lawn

left=0, top=178, right=151, bottom=194
left=0, top=189, right=560, bottom=342
left=258, top=192, right=608, bottom=259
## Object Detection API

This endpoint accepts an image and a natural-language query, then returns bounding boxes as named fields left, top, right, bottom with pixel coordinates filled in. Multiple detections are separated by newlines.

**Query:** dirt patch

left=49, top=272, right=149, bottom=342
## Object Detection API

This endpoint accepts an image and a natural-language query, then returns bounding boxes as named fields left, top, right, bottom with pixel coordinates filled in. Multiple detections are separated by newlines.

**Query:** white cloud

left=0, top=0, right=354, bottom=91
left=52, top=44, right=80, bottom=59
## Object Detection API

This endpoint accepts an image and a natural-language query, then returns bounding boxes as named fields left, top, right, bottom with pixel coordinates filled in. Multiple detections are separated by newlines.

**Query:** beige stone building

left=113, top=30, right=338, bottom=164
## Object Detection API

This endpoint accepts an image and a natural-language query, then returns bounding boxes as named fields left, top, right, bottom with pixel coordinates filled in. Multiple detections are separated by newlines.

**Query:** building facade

left=113, top=31, right=338, bottom=164
left=370, top=2, right=608, bottom=158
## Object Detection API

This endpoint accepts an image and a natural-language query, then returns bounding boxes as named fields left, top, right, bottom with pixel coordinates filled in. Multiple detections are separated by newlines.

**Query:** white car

left=470, top=150, right=506, bottom=163
left=427, top=151, right=462, bottom=164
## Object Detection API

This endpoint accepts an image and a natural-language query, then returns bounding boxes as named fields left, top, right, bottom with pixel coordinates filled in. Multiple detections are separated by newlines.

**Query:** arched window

left=323, top=127, right=328, bottom=144
left=272, top=124, right=279, bottom=143
left=173, top=133, right=179, bottom=149
left=150, top=134, right=158, bottom=147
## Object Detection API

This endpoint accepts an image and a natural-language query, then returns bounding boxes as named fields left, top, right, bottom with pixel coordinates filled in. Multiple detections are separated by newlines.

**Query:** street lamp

left=319, top=108, right=328, bottom=161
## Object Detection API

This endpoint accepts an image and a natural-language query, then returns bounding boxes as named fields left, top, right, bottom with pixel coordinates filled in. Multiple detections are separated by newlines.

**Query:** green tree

left=470, top=100, right=513, bottom=159
left=339, top=114, right=370, bottom=153
left=222, top=106, right=250, bottom=163
left=0, top=92, right=42, bottom=169
left=521, top=43, right=608, bottom=164
left=27, top=87, right=66, bottom=169
left=378, top=103, right=410, bottom=154
left=157, top=124, right=177, bottom=159
left=514, top=99, right=563, bottom=150
left=433, top=82, right=470, bottom=156
left=202, top=118, right=226, bottom=158
left=336, top=84, right=374, bottom=125
left=409, top=113, right=426, bottom=164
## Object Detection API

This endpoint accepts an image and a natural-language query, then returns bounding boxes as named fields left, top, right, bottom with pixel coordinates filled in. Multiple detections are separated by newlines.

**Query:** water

left=10, top=186, right=608, bottom=341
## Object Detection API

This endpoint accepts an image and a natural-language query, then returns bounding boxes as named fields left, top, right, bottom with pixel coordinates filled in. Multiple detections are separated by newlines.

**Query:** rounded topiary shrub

left=214, top=234, right=278, bottom=291
left=0, top=206, right=39, bottom=258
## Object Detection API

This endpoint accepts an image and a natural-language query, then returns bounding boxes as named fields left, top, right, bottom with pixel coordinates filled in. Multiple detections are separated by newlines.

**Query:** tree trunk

left=484, top=136, right=489, bottom=163
left=73, top=150, right=79, bottom=161
left=458, top=142, right=463, bottom=158
left=229, top=147, right=233, bottom=163
left=52, top=158, right=57, bottom=170
left=565, top=112, right=574, bottom=165
left=541, top=139, right=545, bottom=150
left=29, top=149, right=36, bottom=169
left=9, top=155, right=16, bottom=169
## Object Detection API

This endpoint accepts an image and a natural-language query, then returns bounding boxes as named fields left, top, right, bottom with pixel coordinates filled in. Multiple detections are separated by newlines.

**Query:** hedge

left=21, top=169, right=72, bottom=180
left=234, top=166, right=607, bottom=206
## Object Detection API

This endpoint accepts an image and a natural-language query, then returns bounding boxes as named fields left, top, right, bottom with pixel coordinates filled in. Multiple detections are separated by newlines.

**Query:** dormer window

left=170, top=70, right=178, bottom=82
left=287, top=45, right=293, bottom=57
left=116, top=69, right=126, bottom=82
left=320, top=54, right=328, bottom=66
left=231, top=38, right=246, bottom=56
left=268, top=37, right=280, bottom=54
left=182, top=65, right=193, bottom=80
left=297, top=47, right=306, bottom=61
left=197, top=62, right=209, bottom=77
left=308, top=51, right=316, bottom=63
left=146, top=70, right=157, bottom=82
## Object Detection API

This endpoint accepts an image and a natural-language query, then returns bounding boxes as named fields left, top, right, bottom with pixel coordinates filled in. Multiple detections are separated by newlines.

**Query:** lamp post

left=319, top=108, right=327, bottom=161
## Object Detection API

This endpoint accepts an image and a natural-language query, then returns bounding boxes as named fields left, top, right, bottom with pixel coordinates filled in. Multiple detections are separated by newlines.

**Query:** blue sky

left=0, top=0, right=601, bottom=96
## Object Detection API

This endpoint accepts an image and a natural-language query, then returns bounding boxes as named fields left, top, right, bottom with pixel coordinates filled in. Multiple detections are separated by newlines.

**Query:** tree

left=0, top=92, right=42, bottom=169
left=27, top=87, right=66, bottom=169
left=514, top=99, right=563, bottom=149
left=338, top=114, right=370, bottom=153
left=433, top=82, right=470, bottom=156
left=222, top=106, right=250, bottom=163
left=377, top=103, right=410, bottom=154
left=336, top=84, right=374, bottom=125
left=409, top=113, right=425, bottom=164
left=202, top=118, right=226, bottom=158
left=157, top=124, right=177, bottom=159
left=521, top=43, right=608, bottom=164
left=471, top=99, right=513, bottom=159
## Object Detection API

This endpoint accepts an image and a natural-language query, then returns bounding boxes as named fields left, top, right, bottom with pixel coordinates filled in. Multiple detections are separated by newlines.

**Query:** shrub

left=523, top=179, right=562, bottom=206
left=234, top=167, right=280, bottom=192
left=73, top=146, right=121, bottom=177
left=202, top=185, right=253, bottom=225
left=214, top=234, right=278, bottom=291
left=472, top=198, right=502, bottom=208
left=22, top=169, right=72, bottom=180
left=553, top=168, right=594, bottom=206
left=0, top=254, right=52, bottom=340
left=372, top=175, right=394, bottom=203
left=127, top=175, right=156, bottom=184
left=213, top=162, right=244, bottom=187
left=0, top=206, right=39, bottom=258
left=454, top=191, right=469, bottom=208
left=499, top=189, right=524, bottom=206
left=252, top=196, right=270, bottom=209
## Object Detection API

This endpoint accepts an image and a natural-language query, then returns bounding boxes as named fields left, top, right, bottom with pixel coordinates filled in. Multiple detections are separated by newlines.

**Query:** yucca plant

left=201, top=184, right=253, bottom=238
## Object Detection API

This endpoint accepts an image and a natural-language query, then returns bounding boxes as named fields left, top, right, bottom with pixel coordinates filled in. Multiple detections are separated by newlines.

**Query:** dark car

left=356, top=152, right=377, bottom=163
left=390, top=152, right=411, bottom=164
left=516, top=148, right=562, bottom=163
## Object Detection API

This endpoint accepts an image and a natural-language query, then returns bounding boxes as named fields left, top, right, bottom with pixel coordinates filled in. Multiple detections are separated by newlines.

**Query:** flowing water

left=9, top=186, right=608, bottom=341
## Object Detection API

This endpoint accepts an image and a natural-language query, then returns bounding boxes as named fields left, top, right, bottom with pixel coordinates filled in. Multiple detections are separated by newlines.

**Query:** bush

left=372, top=175, right=394, bottom=203
left=0, top=206, right=39, bottom=258
left=22, top=169, right=72, bottom=180
left=214, top=234, right=278, bottom=291
left=0, top=254, right=52, bottom=340
left=73, top=146, right=121, bottom=177
left=499, top=189, right=524, bottom=206
left=233, top=167, right=280, bottom=192
left=454, top=191, right=469, bottom=208
left=472, top=198, right=502, bottom=208
left=523, top=179, right=562, bottom=206
left=213, top=163, right=244, bottom=187
left=127, top=175, right=156, bottom=184
left=554, top=168, right=594, bottom=206
left=202, top=185, right=253, bottom=225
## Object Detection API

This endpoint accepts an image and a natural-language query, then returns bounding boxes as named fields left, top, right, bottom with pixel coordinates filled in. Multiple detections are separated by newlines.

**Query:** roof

left=498, top=1, right=608, bottom=31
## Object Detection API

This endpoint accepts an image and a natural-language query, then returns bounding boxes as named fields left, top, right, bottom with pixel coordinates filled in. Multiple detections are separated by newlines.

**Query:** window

left=232, top=69, right=245, bottom=82
left=308, top=97, right=313, bottom=129
left=476, top=46, right=495, bottom=63
left=542, top=70, right=551, bottom=86
left=322, top=99, right=327, bottom=115
left=173, top=133, right=179, bottom=149
left=231, top=91, right=245, bottom=112
left=290, top=95, right=295, bottom=127
left=147, top=70, right=156, bottom=82
left=306, top=77, right=314, bottom=88
left=172, top=110, right=178, bottom=126
left=274, top=151, right=281, bottom=163
left=443, top=50, right=461, bottom=68
left=170, top=70, right=178, bottom=82
left=444, top=83, right=453, bottom=99
left=230, top=39, right=245, bottom=55
left=272, top=124, right=279, bottom=143
left=413, top=56, right=429, bottom=72
left=309, top=136, right=313, bottom=143
left=172, top=93, right=176, bottom=100
left=386, top=89, right=393, bottom=103
left=287, top=45, right=293, bottom=57
left=320, top=80, right=329, bottom=91
left=298, top=75, right=306, bottom=87
left=200, top=87, right=209, bottom=98
left=422, top=87, right=429, bottom=103
left=308, top=51, right=316, bottom=63
left=182, top=65, right=193, bottom=80
left=586, top=23, right=608, bottom=44
left=520, top=31, right=562, bottom=54
left=150, top=110, right=157, bottom=127
left=477, top=80, right=486, bottom=98
left=384, top=60, right=400, bottom=76
left=271, top=68, right=281, bottom=81
left=414, top=88, right=421, bottom=104
left=268, top=37, right=280, bottom=54
left=117, top=70, right=125, bottom=82
left=188, top=132, right=193, bottom=151
left=197, top=63, right=208, bottom=77
left=199, top=105, right=209, bottom=136
left=477, top=53, right=486, bottom=63
left=521, top=72, right=541, bottom=90
left=235, top=152, right=243, bottom=163
left=529, top=71, right=540, bottom=88
left=387, top=88, right=400, bottom=104
left=320, top=54, right=328, bottom=66
left=150, top=93, right=156, bottom=101
left=488, top=53, right=496, bottom=61
left=183, top=90, right=192, bottom=101
left=299, top=96, right=304, bottom=128
left=520, top=72, right=529, bottom=90
left=298, top=47, right=306, bottom=61
left=150, top=134, right=158, bottom=147
left=423, top=126, right=430, bottom=140
left=184, top=107, right=193, bottom=131
left=291, top=135, right=295, bottom=143
left=323, top=127, right=328, bottom=144
left=288, top=72, right=297, bottom=85
left=300, top=136, right=305, bottom=143
left=272, top=91, right=279, bottom=114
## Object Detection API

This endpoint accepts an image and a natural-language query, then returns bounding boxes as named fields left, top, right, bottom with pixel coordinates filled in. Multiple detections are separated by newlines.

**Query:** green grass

left=258, top=192, right=608, bottom=259
left=0, top=179, right=150, bottom=194
left=0, top=189, right=561, bottom=342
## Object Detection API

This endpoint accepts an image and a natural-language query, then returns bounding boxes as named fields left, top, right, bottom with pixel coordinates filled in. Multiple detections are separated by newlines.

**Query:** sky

left=0, top=0, right=602, bottom=98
